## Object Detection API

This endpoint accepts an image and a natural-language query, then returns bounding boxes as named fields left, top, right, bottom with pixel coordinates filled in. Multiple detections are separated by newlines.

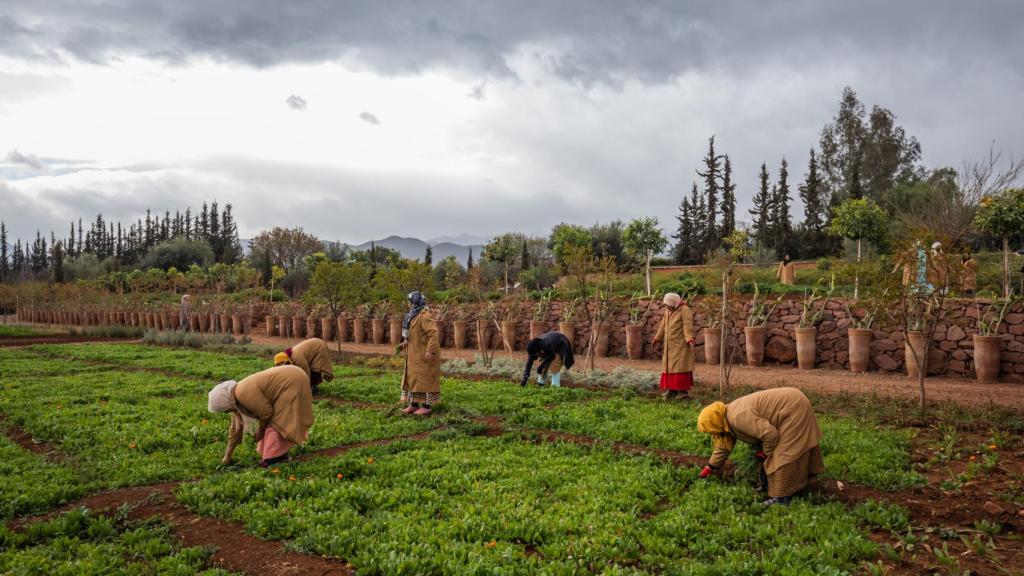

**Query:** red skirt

left=659, top=372, right=693, bottom=392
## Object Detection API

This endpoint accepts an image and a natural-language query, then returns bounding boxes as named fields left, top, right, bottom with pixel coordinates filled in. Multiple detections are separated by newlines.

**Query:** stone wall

left=431, top=298, right=1024, bottom=382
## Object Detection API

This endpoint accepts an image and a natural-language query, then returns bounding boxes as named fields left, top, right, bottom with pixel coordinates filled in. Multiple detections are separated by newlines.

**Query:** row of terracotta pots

left=705, top=325, right=1003, bottom=383
left=15, top=308, right=253, bottom=336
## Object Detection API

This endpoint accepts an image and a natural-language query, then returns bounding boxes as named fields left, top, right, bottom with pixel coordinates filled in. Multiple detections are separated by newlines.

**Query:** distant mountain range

left=344, top=235, right=488, bottom=263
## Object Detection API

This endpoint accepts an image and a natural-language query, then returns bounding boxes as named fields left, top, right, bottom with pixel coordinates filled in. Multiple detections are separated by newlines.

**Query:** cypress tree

left=77, top=218, right=83, bottom=258
left=12, top=239, right=23, bottom=274
left=672, top=195, right=693, bottom=264
left=773, top=158, right=793, bottom=257
left=218, top=204, right=241, bottom=263
left=519, top=239, right=529, bottom=271
left=208, top=201, right=221, bottom=257
left=799, top=149, right=827, bottom=257
left=198, top=203, right=209, bottom=241
left=184, top=208, right=192, bottom=239
left=424, top=245, right=433, bottom=266
left=0, top=222, right=7, bottom=283
left=690, top=182, right=707, bottom=260
left=67, top=222, right=75, bottom=258
left=750, top=163, right=772, bottom=248
left=466, top=247, right=474, bottom=270
left=696, top=136, right=722, bottom=249
left=720, top=155, right=736, bottom=240
left=51, top=241, right=64, bottom=283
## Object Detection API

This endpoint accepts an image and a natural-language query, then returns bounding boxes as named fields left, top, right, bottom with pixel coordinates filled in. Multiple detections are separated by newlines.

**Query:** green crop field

left=0, top=342, right=1012, bottom=574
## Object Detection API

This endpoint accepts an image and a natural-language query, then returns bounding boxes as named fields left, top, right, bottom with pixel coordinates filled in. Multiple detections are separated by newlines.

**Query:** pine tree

left=672, top=195, right=693, bottom=264
left=696, top=136, right=723, bottom=249
left=424, top=245, right=433, bottom=266
left=107, top=222, right=115, bottom=258
left=11, top=239, right=23, bottom=275
left=520, top=239, right=529, bottom=271
left=750, top=163, right=772, bottom=247
left=116, top=223, right=123, bottom=259
left=184, top=208, right=192, bottom=239
left=466, top=247, right=474, bottom=270
left=77, top=218, right=83, bottom=258
left=720, top=155, right=736, bottom=240
left=772, top=158, right=793, bottom=257
left=218, top=204, right=241, bottom=263
left=208, top=201, right=221, bottom=256
left=799, top=149, right=827, bottom=258
left=51, top=241, right=64, bottom=283
left=690, top=182, right=707, bottom=260
left=67, top=222, right=75, bottom=258
left=0, top=222, right=8, bottom=283
left=144, top=210, right=154, bottom=248
left=198, top=203, right=209, bottom=240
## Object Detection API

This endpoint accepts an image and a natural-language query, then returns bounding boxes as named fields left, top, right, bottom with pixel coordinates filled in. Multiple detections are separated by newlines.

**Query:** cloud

left=285, top=94, right=307, bottom=110
left=467, top=82, right=486, bottom=100
left=6, top=150, right=43, bottom=169
left=358, top=111, right=381, bottom=125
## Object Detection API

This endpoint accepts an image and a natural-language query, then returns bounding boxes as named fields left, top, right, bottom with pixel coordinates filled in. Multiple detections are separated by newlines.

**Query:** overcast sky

left=1, top=1, right=1022, bottom=245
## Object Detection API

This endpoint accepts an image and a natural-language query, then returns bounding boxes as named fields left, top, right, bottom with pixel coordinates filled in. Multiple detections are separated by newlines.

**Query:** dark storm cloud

left=3, top=1, right=1022, bottom=86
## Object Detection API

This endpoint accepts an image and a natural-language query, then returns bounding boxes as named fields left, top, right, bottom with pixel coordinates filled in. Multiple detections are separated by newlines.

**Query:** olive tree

left=974, top=188, right=1024, bottom=297
left=623, top=217, right=668, bottom=296
left=828, top=198, right=888, bottom=299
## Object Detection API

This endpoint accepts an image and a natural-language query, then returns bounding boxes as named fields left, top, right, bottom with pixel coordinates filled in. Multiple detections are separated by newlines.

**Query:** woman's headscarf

left=274, top=351, right=292, bottom=366
left=208, top=380, right=238, bottom=413
left=402, top=291, right=427, bottom=338
left=697, top=401, right=736, bottom=452
left=663, top=293, right=681, bottom=308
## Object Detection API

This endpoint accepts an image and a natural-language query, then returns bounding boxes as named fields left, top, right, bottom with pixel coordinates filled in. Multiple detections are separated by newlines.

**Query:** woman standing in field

left=179, top=294, right=191, bottom=331
left=651, top=292, right=695, bottom=400
left=275, top=337, right=334, bottom=393
left=960, top=251, right=977, bottom=297
left=776, top=254, right=796, bottom=285
left=521, top=331, right=575, bottom=387
left=696, top=387, right=825, bottom=506
left=208, top=364, right=314, bottom=467
left=399, top=291, right=441, bottom=416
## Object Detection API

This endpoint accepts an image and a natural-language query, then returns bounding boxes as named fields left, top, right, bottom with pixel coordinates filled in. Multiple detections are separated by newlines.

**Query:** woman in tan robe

left=776, top=254, right=796, bottom=285
left=696, top=387, right=824, bottom=505
left=652, top=292, right=695, bottom=400
left=399, top=291, right=441, bottom=416
left=208, top=365, right=314, bottom=467
left=275, top=337, right=334, bottom=392
left=961, top=252, right=978, bottom=297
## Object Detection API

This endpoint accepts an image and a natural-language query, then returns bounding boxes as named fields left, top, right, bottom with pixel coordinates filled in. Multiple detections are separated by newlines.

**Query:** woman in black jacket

left=521, top=331, right=575, bottom=387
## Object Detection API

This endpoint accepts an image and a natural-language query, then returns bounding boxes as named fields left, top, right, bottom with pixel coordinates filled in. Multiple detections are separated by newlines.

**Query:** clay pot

left=278, top=316, right=289, bottom=338
left=594, top=322, right=612, bottom=357
left=336, top=317, right=350, bottom=342
left=199, top=314, right=210, bottom=333
left=529, top=320, right=546, bottom=340
left=744, top=326, right=765, bottom=367
left=974, top=334, right=1001, bottom=383
left=208, top=314, right=217, bottom=333
left=390, top=318, right=403, bottom=345
left=476, top=321, right=493, bottom=351
left=847, top=328, right=872, bottom=373
left=704, top=327, right=721, bottom=365
left=795, top=327, right=817, bottom=370
left=306, top=317, right=318, bottom=338
left=232, top=315, right=244, bottom=336
left=372, top=318, right=385, bottom=344
left=266, top=315, right=276, bottom=337
left=436, top=321, right=447, bottom=348
left=501, top=320, right=518, bottom=351
left=321, top=317, right=334, bottom=341
left=165, top=312, right=176, bottom=330
left=352, top=318, right=366, bottom=343
left=559, top=322, right=576, bottom=349
left=904, top=331, right=927, bottom=379
left=625, top=324, right=644, bottom=360
left=190, top=315, right=200, bottom=332
left=155, top=314, right=164, bottom=331
left=292, top=316, right=305, bottom=338
left=220, top=314, right=231, bottom=335
left=453, top=320, right=468, bottom=349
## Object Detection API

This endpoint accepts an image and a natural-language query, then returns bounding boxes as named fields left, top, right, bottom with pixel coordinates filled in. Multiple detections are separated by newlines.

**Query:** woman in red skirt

left=652, top=292, right=695, bottom=400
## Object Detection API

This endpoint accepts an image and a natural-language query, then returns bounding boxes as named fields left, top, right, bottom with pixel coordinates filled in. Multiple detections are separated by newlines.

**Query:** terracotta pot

left=904, top=331, right=927, bottom=379
left=278, top=316, right=289, bottom=338
left=190, top=314, right=200, bottom=332
left=973, top=334, right=1001, bottom=383
left=372, top=318, right=385, bottom=344
left=306, top=317, right=318, bottom=338
left=336, top=317, right=350, bottom=342
left=529, top=320, right=546, bottom=340
left=352, top=318, right=366, bottom=343
left=168, top=313, right=179, bottom=330
left=390, top=318, right=403, bottom=345
left=501, top=320, right=518, bottom=351
left=559, top=322, right=576, bottom=349
left=476, top=321, right=493, bottom=351
left=625, top=324, right=644, bottom=360
left=744, top=326, right=765, bottom=367
left=208, top=314, right=217, bottom=333
left=795, top=327, right=817, bottom=370
left=155, top=313, right=164, bottom=331
left=436, top=321, right=447, bottom=348
left=266, top=315, right=276, bottom=337
left=704, top=327, right=721, bottom=365
left=220, top=314, right=231, bottom=334
left=232, top=315, right=243, bottom=335
left=453, top=320, right=468, bottom=349
left=593, top=322, right=612, bottom=357
left=321, top=317, right=334, bottom=341
left=199, top=314, right=210, bottom=332
left=848, top=328, right=872, bottom=373
left=292, top=316, right=305, bottom=338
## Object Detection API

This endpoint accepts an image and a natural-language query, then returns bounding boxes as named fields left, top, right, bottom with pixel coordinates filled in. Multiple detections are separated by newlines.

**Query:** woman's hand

left=699, top=465, right=713, bottom=479
left=425, top=351, right=435, bottom=361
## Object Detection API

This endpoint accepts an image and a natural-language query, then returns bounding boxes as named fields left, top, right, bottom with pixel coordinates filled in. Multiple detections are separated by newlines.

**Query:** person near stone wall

left=960, top=251, right=977, bottom=297
left=928, top=242, right=949, bottom=294
left=776, top=255, right=796, bottom=285
left=652, top=292, right=695, bottom=400
left=179, top=294, right=191, bottom=331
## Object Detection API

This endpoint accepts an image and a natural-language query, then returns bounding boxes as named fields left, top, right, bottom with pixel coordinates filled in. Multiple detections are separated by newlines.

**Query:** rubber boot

left=537, top=374, right=546, bottom=386
left=551, top=372, right=561, bottom=388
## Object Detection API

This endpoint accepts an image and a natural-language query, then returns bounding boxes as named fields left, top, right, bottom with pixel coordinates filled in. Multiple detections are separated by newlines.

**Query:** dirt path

left=247, top=334, right=1024, bottom=409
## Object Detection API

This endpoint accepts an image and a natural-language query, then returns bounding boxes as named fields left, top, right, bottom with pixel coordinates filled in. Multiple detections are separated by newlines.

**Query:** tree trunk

left=854, top=238, right=862, bottom=300
left=645, top=250, right=652, bottom=296
left=1003, top=236, right=1010, bottom=299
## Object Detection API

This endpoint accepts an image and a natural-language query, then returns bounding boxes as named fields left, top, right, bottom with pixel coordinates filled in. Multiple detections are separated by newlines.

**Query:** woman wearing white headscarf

left=208, top=364, right=314, bottom=467
left=651, top=292, right=696, bottom=400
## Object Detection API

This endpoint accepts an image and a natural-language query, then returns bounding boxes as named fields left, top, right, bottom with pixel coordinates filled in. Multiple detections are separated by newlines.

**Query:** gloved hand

left=699, top=465, right=713, bottom=479
left=687, top=339, right=695, bottom=346
left=755, top=450, right=767, bottom=460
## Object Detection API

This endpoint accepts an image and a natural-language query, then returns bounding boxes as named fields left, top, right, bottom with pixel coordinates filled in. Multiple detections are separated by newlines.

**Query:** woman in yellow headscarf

left=696, top=387, right=824, bottom=505
left=274, top=337, right=334, bottom=393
